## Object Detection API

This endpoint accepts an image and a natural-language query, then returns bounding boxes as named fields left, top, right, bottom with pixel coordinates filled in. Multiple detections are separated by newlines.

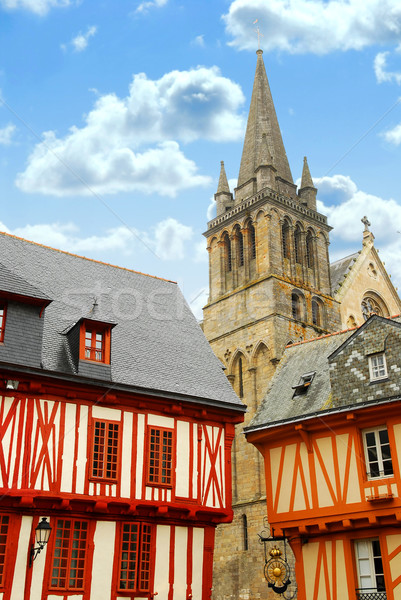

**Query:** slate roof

left=246, top=330, right=354, bottom=431
left=330, top=252, right=359, bottom=295
left=0, top=232, right=244, bottom=411
left=0, top=261, right=51, bottom=302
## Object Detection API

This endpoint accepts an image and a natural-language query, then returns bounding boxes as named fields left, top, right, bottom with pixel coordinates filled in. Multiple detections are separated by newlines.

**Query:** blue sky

left=1, top=0, right=401, bottom=318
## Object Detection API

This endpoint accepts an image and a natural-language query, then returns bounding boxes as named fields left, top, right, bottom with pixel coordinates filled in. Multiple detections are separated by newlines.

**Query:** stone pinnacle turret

left=215, top=161, right=233, bottom=216
left=299, top=156, right=317, bottom=210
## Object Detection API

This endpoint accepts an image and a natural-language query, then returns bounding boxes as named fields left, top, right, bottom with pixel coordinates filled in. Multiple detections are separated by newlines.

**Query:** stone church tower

left=202, top=50, right=342, bottom=600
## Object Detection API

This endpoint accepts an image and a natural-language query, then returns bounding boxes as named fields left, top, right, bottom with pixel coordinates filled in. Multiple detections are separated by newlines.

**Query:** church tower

left=203, top=50, right=341, bottom=600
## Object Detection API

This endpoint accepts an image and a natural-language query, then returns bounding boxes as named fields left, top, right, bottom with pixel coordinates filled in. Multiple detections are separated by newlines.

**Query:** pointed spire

left=217, top=161, right=230, bottom=194
left=237, top=50, right=293, bottom=198
left=299, top=156, right=317, bottom=210
left=257, top=133, right=274, bottom=167
left=215, top=161, right=233, bottom=217
left=300, top=156, right=314, bottom=189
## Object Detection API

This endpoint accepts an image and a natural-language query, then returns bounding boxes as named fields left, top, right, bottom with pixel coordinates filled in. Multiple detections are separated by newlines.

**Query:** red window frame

left=79, top=321, right=111, bottom=364
left=146, top=426, right=174, bottom=488
left=117, top=522, right=153, bottom=593
left=0, top=514, right=9, bottom=587
left=0, top=304, right=6, bottom=343
left=49, top=519, right=88, bottom=591
left=90, top=419, right=121, bottom=482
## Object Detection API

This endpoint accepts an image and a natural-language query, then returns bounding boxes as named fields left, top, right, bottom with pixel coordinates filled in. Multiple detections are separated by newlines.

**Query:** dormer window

left=292, top=372, right=315, bottom=397
left=369, top=353, right=387, bottom=381
left=0, top=303, right=6, bottom=343
left=79, top=321, right=111, bottom=365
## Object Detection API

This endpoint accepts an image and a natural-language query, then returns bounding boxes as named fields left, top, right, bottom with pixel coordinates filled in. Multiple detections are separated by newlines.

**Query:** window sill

left=369, top=377, right=389, bottom=384
left=366, top=492, right=393, bottom=502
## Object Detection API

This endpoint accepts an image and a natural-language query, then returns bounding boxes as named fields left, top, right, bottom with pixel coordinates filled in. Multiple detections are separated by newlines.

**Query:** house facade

left=246, top=315, right=401, bottom=599
left=0, top=232, right=245, bottom=600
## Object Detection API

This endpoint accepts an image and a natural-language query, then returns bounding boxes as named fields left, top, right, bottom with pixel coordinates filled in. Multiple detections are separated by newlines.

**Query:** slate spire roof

left=237, top=49, right=293, bottom=188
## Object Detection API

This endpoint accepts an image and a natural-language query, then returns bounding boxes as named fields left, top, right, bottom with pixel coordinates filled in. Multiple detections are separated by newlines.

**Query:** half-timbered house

left=0, top=231, right=245, bottom=600
left=245, top=314, right=401, bottom=600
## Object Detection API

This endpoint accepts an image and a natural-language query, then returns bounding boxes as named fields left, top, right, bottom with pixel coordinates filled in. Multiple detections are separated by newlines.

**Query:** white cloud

left=382, top=121, right=401, bottom=145
left=224, top=0, right=401, bottom=54
left=0, top=123, right=16, bottom=145
left=8, top=216, right=194, bottom=262
left=70, top=25, right=97, bottom=52
left=193, top=35, right=205, bottom=47
left=0, top=0, right=71, bottom=15
left=136, top=0, right=167, bottom=13
left=315, top=174, right=401, bottom=290
left=153, top=218, right=193, bottom=260
left=16, top=66, right=245, bottom=197
left=374, top=51, right=401, bottom=84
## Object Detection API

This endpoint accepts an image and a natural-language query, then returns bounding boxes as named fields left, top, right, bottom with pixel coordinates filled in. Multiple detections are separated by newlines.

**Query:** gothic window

left=292, top=293, right=302, bottom=320
left=223, top=233, right=232, bottom=272
left=294, top=226, right=302, bottom=264
left=282, top=221, right=290, bottom=260
left=249, top=223, right=256, bottom=260
left=238, top=357, right=244, bottom=398
left=361, top=296, right=383, bottom=321
left=312, top=300, right=319, bottom=326
left=235, top=226, right=244, bottom=267
left=242, top=514, right=248, bottom=551
left=306, top=231, right=314, bottom=268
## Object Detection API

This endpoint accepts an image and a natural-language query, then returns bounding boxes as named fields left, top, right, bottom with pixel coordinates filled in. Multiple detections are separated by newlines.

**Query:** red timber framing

left=0, top=372, right=243, bottom=600
left=248, top=398, right=401, bottom=600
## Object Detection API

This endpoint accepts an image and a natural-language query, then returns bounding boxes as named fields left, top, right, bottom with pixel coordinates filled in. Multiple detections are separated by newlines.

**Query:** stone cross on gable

left=361, top=216, right=371, bottom=232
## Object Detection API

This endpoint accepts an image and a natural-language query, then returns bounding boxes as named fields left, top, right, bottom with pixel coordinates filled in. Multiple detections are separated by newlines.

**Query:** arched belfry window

left=312, top=300, right=320, bottom=326
left=223, top=233, right=232, bottom=272
left=238, top=356, right=244, bottom=398
left=249, top=223, right=256, bottom=260
left=282, top=221, right=290, bottom=259
left=292, top=293, right=301, bottom=320
left=235, top=226, right=244, bottom=267
left=306, top=231, right=314, bottom=268
left=294, top=225, right=302, bottom=264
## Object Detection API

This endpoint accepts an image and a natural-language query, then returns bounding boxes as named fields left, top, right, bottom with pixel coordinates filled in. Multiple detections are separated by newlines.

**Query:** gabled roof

left=330, top=252, right=359, bottom=295
left=0, top=232, right=244, bottom=411
left=237, top=50, right=293, bottom=189
left=246, top=330, right=354, bottom=431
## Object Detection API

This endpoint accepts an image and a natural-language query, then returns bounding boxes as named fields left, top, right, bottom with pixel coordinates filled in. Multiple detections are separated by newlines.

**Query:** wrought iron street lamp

left=29, top=517, right=52, bottom=567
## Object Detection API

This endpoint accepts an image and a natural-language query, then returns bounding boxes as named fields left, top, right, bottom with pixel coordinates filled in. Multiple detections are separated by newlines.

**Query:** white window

left=355, top=539, right=386, bottom=597
left=368, top=353, right=387, bottom=381
left=363, top=427, right=393, bottom=479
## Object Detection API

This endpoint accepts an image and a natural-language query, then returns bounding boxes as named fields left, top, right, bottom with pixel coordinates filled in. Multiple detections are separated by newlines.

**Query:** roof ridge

left=287, top=313, right=401, bottom=349
left=0, top=231, right=177, bottom=285
left=330, top=251, right=359, bottom=266
left=287, top=327, right=357, bottom=348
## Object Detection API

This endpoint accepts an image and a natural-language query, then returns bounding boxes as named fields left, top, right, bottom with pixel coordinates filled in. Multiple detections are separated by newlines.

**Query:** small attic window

left=79, top=321, right=112, bottom=365
left=0, top=303, right=6, bottom=343
left=292, top=372, right=315, bottom=397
